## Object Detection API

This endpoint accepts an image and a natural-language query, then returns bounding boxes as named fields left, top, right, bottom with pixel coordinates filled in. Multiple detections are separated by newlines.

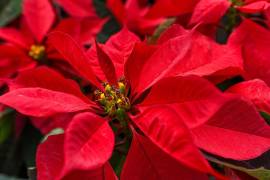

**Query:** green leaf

left=260, top=111, right=270, bottom=125
left=0, top=109, right=15, bottom=144
left=93, top=0, right=110, bottom=18
left=41, top=128, right=64, bottom=143
left=0, top=0, right=22, bottom=27
left=97, top=17, right=120, bottom=43
left=206, top=155, right=270, bottom=180
left=0, top=174, right=26, bottom=180
left=20, top=123, right=43, bottom=167
left=147, top=18, right=176, bottom=44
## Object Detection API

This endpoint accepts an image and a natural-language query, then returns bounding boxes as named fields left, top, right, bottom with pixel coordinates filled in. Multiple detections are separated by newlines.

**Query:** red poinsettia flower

left=106, top=0, right=200, bottom=35
left=0, top=0, right=105, bottom=79
left=0, top=30, right=224, bottom=179
left=1, top=27, right=270, bottom=179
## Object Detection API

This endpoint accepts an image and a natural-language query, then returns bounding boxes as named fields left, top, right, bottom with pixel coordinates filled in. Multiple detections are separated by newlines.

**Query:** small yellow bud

left=29, top=44, right=45, bottom=60
left=105, top=84, right=112, bottom=92
left=116, top=99, right=122, bottom=104
left=118, top=82, right=125, bottom=93
left=100, top=93, right=105, bottom=100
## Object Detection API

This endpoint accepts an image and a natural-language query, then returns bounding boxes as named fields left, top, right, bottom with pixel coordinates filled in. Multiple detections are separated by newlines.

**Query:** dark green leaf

left=20, top=123, right=42, bottom=167
left=97, top=17, right=120, bottom=43
left=0, top=174, right=26, bottom=180
left=0, top=109, right=15, bottom=144
left=0, top=0, right=22, bottom=26
left=93, top=0, right=110, bottom=18
left=260, top=111, right=270, bottom=125
left=207, top=155, right=270, bottom=180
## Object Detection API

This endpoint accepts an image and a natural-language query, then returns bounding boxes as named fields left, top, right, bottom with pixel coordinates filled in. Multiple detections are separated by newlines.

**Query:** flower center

left=28, top=44, right=46, bottom=60
left=95, top=82, right=130, bottom=120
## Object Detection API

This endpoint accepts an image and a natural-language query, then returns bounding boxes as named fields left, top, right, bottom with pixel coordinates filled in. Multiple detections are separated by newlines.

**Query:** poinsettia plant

left=0, top=0, right=270, bottom=180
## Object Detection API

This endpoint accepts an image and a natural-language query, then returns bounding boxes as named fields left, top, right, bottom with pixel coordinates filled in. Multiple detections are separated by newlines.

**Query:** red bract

left=226, top=19, right=270, bottom=115
left=189, top=0, right=270, bottom=26
left=227, top=79, right=270, bottom=115
left=1, top=27, right=270, bottom=179
left=37, top=134, right=117, bottom=180
left=0, top=0, right=105, bottom=79
left=54, top=0, right=97, bottom=18
left=229, top=19, right=270, bottom=85
left=106, top=0, right=199, bottom=35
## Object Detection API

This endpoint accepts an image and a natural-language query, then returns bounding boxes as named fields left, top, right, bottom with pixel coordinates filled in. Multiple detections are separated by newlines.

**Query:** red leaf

left=0, top=45, right=35, bottom=78
left=47, top=31, right=102, bottom=89
left=131, top=106, right=219, bottom=177
left=121, top=129, right=209, bottom=180
left=0, top=28, right=32, bottom=49
left=0, top=88, right=91, bottom=117
left=37, top=134, right=65, bottom=180
left=56, top=0, right=97, bottom=18
left=62, top=112, right=114, bottom=176
left=95, top=41, right=117, bottom=85
left=23, top=0, right=55, bottom=42
left=157, top=24, right=188, bottom=44
left=237, top=1, right=270, bottom=13
left=105, top=27, right=140, bottom=78
left=106, top=0, right=126, bottom=23
left=192, top=96, right=270, bottom=160
left=86, top=28, right=139, bottom=81
left=228, top=19, right=270, bottom=86
left=141, top=76, right=222, bottom=106
left=227, top=79, right=270, bottom=114
left=37, top=134, right=117, bottom=180
left=136, top=26, right=242, bottom=92
left=189, top=0, right=230, bottom=25
left=146, top=0, right=199, bottom=18
left=124, top=43, right=157, bottom=97
left=53, top=17, right=107, bottom=45
left=10, top=66, right=91, bottom=104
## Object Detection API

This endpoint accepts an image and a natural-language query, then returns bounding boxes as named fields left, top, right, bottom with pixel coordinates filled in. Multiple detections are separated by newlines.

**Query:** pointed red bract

left=0, top=88, right=91, bottom=117
left=237, top=1, right=270, bottom=13
left=104, top=28, right=140, bottom=78
left=192, top=96, right=270, bottom=160
left=131, top=106, right=217, bottom=175
left=54, top=17, right=107, bottom=45
left=229, top=19, right=270, bottom=86
left=189, top=0, right=231, bottom=25
left=23, top=0, right=55, bottom=42
left=62, top=112, right=115, bottom=176
left=0, top=28, right=32, bottom=49
left=106, top=0, right=126, bottom=23
left=136, top=25, right=243, bottom=93
left=9, top=66, right=91, bottom=103
left=146, top=0, right=200, bottom=18
left=87, top=28, right=141, bottom=81
left=121, top=129, right=209, bottom=180
left=141, top=76, right=222, bottom=106
left=56, top=0, right=97, bottom=17
left=0, top=45, right=34, bottom=78
left=37, top=134, right=117, bottom=180
left=95, top=41, right=118, bottom=85
left=227, top=79, right=270, bottom=115
left=124, top=43, right=157, bottom=97
left=37, top=134, right=64, bottom=180
left=47, top=31, right=102, bottom=89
